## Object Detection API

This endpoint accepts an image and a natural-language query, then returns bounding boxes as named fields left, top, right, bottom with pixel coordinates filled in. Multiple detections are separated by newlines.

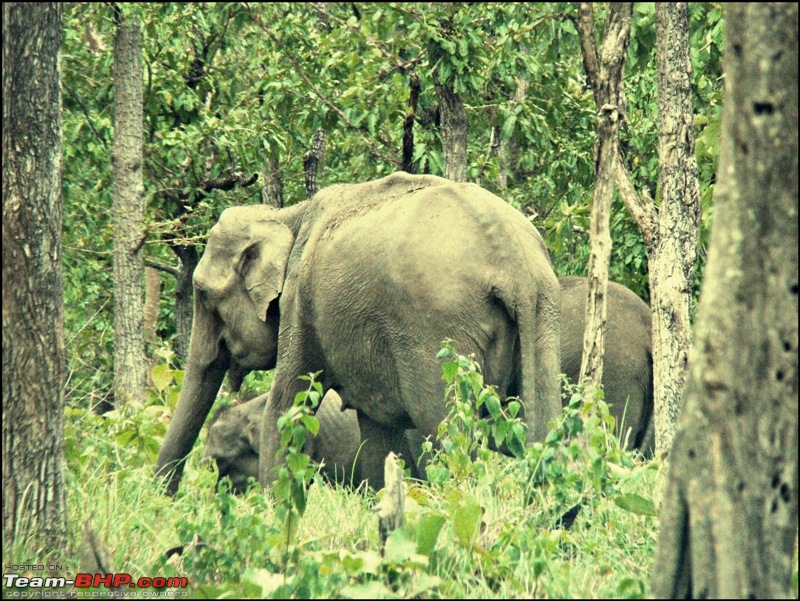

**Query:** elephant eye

left=238, top=245, right=258, bottom=276
left=196, top=287, right=212, bottom=309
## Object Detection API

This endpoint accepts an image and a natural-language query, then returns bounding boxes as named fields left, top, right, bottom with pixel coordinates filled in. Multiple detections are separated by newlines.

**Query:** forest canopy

left=61, top=2, right=724, bottom=406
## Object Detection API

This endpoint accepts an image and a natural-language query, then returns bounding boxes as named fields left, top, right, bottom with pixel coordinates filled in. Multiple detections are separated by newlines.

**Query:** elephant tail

left=635, top=350, right=656, bottom=456
left=494, top=283, right=561, bottom=444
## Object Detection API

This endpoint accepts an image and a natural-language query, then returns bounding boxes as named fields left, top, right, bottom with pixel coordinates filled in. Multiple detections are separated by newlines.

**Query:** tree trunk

left=112, top=10, right=146, bottom=405
left=577, top=3, right=632, bottom=387
left=402, top=73, right=420, bottom=174
left=2, top=1, right=67, bottom=553
left=172, top=245, right=198, bottom=364
left=303, top=128, right=327, bottom=198
left=499, top=76, right=530, bottom=194
left=435, top=82, right=468, bottom=182
left=577, top=2, right=701, bottom=453
left=144, top=266, right=161, bottom=342
left=261, top=154, right=283, bottom=208
left=651, top=4, right=798, bottom=597
left=649, top=2, right=702, bottom=453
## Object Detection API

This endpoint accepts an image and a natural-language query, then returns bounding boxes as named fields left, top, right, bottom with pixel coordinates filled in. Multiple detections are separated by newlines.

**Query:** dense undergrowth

left=8, top=344, right=692, bottom=598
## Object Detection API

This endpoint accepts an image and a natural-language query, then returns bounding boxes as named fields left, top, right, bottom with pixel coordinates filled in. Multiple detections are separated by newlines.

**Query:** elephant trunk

left=155, top=358, right=227, bottom=495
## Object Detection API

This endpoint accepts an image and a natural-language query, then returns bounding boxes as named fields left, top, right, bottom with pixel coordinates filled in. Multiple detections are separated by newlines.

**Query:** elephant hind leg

left=356, top=412, right=422, bottom=489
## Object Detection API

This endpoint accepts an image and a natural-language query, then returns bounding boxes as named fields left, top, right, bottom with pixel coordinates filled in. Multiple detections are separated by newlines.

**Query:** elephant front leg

left=356, top=412, right=420, bottom=489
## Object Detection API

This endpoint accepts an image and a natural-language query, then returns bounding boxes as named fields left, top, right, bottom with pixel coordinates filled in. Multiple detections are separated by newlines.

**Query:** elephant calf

left=204, top=390, right=362, bottom=493
left=205, top=277, right=654, bottom=491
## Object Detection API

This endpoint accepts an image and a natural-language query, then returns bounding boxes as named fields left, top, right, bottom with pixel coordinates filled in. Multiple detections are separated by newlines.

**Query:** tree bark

left=577, top=3, right=632, bottom=387
left=649, top=2, right=702, bottom=453
left=112, top=9, right=146, bottom=405
left=144, top=266, right=161, bottom=342
left=577, top=2, right=701, bottom=453
left=402, top=73, right=420, bottom=174
left=651, top=3, right=798, bottom=597
left=303, top=128, right=327, bottom=198
left=2, top=1, right=67, bottom=553
left=172, top=245, right=198, bottom=364
left=261, top=154, right=283, bottom=208
left=435, top=82, right=468, bottom=182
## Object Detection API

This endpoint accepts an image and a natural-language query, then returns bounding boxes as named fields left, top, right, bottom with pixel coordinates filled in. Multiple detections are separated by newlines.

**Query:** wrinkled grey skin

left=558, top=277, right=654, bottom=454
left=203, top=277, right=654, bottom=491
left=203, top=390, right=364, bottom=492
left=156, top=173, right=561, bottom=493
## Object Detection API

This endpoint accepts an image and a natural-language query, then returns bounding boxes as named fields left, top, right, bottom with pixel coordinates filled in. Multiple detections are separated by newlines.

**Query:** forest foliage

left=10, top=3, right=797, bottom=598
left=61, top=2, right=724, bottom=407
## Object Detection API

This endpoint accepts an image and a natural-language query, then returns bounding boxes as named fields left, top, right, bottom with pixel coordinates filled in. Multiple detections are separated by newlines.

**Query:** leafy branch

left=247, top=5, right=401, bottom=168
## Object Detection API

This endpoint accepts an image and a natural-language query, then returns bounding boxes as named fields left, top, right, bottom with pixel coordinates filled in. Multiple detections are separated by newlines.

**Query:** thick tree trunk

left=577, top=3, right=632, bottom=387
left=112, top=12, right=146, bottom=405
left=2, top=1, right=67, bottom=553
left=649, top=2, right=702, bottom=453
left=651, top=4, right=798, bottom=597
left=435, top=82, right=468, bottom=182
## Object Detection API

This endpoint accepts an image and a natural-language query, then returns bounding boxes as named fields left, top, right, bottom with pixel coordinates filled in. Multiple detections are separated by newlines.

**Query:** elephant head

left=155, top=205, right=300, bottom=495
left=204, top=395, right=265, bottom=494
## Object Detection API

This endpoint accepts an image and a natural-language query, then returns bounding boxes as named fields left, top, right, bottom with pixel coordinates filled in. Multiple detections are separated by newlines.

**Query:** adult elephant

left=558, top=277, right=654, bottom=454
left=155, top=172, right=561, bottom=494
left=202, top=277, right=654, bottom=492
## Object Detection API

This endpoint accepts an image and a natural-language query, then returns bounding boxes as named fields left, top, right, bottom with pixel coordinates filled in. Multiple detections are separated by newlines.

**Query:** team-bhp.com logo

left=4, top=572, right=188, bottom=590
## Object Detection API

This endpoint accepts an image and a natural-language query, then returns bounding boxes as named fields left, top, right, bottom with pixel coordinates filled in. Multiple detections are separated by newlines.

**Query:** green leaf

left=613, top=493, right=658, bottom=517
left=291, top=480, right=307, bottom=516
left=151, top=363, right=173, bottom=392
left=384, top=528, right=419, bottom=564
left=416, top=513, right=446, bottom=556
left=483, top=393, right=501, bottom=419
left=441, top=361, right=458, bottom=383
left=447, top=490, right=482, bottom=548
left=286, top=452, right=310, bottom=474
left=242, top=568, right=284, bottom=598
left=300, top=415, right=320, bottom=436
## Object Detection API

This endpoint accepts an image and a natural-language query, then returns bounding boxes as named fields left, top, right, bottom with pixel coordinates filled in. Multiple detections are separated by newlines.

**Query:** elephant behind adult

left=156, top=172, right=562, bottom=494
left=558, top=276, right=654, bottom=454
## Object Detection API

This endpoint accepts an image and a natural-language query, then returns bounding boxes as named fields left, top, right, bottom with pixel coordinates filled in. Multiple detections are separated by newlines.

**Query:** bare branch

left=613, top=151, right=658, bottom=248
left=576, top=3, right=600, bottom=104
left=145, top=260, right=180, bottom=278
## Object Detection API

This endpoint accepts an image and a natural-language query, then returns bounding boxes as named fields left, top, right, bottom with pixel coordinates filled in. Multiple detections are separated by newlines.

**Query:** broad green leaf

left=441, top=361, right=458, bottom=383
left=151, top=363, right=172, bottom=392
left=447, top=490, right=482, bottom=548
left=384, top=528, right=419, bottom=564
left=242, top=567, right=284, bottom=598
left=416, top=513, right=446, bottom=556
left=613, top=493, right=658, bottom=517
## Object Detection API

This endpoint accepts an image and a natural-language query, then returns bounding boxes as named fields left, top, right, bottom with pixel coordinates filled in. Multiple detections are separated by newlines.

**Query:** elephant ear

left=241, top=220, right=294, bottom=321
